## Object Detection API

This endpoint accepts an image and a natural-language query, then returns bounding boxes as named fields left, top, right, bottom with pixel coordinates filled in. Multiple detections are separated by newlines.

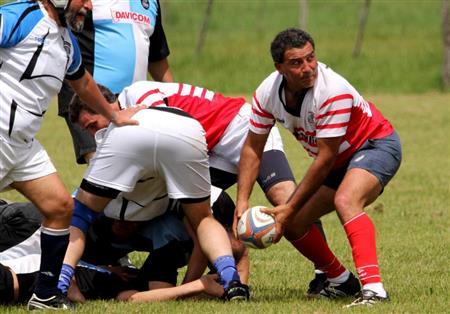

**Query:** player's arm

left=116, top=274, right=223, bottom=302
left=147, top=0, right=173, bottom=83
left=58, top=185, right=115, bottom=295
left=233, top=130, right=270, bottom=238
left=181, top=217, right=209, bottom=284
left=148, top=58, right=173, bottom=82
left=263, top=136, right=342, bottom=242
left=67, top=71, right=144, bottom=126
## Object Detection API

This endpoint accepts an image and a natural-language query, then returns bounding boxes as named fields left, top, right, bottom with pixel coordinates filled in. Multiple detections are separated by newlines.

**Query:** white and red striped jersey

left=250, top=62, right=394, bottom=168
left=117, top=81, right=246, bottom=150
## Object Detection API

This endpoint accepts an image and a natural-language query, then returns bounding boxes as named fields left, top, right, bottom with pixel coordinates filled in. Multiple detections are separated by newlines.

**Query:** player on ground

left=60, top=97, right=250, bottom=301
left=0, top=0, right=141, bottom=310
left=234, top=28, right=402, bottom=307
left=0, top=199, right=224, bottom=305
left=70, top=81, right=329, bottom=294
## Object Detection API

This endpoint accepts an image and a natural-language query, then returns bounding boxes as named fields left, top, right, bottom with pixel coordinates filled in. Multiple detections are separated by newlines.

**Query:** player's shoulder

left=0, top=1, right=44, bottom=47
left=315, top=62, right=357, bottom=99
left=255, top=71, right=282, bottom=103
left=257, top=71, right=282, bottom=91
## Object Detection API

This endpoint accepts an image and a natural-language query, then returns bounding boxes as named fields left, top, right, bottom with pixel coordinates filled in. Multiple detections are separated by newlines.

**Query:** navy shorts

left=324, top=131, right=402, bottom=190
left=210, top=149, right=295, bottom=192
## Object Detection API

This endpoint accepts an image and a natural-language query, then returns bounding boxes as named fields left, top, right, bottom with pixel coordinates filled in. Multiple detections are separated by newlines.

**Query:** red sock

left=290, top=224, right=346, bottom=278
left=344, top=212, right=381, bottom=285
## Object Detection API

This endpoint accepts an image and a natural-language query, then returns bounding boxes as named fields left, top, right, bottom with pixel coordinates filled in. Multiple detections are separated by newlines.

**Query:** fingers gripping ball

left=237, top=206, right=276, bottom=249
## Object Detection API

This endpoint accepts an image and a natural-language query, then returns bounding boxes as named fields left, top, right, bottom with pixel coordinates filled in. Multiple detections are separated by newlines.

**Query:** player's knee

left=265, top=180, right=296, bottom=206
left=334, top=192, right=352, bottom=213
left=40, top=193, right=73, bottom=220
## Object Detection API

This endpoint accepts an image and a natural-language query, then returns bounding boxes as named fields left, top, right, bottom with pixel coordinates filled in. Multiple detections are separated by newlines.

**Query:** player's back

left=120, top=81, right=247, bottom=150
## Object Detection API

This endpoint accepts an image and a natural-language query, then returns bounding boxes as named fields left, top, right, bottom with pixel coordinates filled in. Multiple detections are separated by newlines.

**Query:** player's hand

left=111, top=105, right=146, bottom=126
left=233, top=201, right=249, bottom=239
left=200, top=274, right=224, bottom=297
left=107, top=265, right=138, bottom=282
left=261, top=204, right=295, bottom=243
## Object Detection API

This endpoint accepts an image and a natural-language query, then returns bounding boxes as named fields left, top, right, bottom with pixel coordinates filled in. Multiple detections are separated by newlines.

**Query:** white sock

left=328, top=270, right=350, bottom=284
left=363, top=283, right=387, bottom=298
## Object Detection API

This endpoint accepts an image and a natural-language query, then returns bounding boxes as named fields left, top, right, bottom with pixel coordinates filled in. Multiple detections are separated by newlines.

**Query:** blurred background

left=1, top=0, right=447, bottom=95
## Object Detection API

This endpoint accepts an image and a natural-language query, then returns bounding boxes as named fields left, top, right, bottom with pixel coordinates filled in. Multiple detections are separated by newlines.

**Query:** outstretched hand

left=200, top=274, right=224, bottom=297
left=111, top=105, right=146, bottom=126
left=261, top=204, right=295, bottom=243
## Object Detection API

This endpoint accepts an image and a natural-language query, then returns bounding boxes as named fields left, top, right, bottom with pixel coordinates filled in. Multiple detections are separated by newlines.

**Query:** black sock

left=34, top=227, right=69, bottom=298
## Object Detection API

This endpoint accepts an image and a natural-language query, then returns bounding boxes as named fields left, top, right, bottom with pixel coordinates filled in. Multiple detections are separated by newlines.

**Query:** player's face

left=275, top=42, right=318, bottom=91
left=65, top=0, right=92, bottom=32
left=79, top=110, right=109, bottom=136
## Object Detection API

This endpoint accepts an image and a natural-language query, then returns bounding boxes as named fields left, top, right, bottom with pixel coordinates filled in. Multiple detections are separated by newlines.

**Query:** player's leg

left=211, top=190, right=249, bottom=284
left=182, top=200, right=249, bottom=300
left=257, top=147, right=329, bottom=295
left=161, top=113, right=249, bottom=300
left=283, top=185, right=361, bottom=299
left=339, top=133, right=401, bottom=307
left=11, top=174, right=74, bottom=309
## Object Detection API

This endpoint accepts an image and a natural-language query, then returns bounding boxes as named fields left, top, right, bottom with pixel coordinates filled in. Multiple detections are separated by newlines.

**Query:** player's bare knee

left=40, top=194, right=74, bottom=220
left=265, top=181, right=295, bottom=206
left=334, top=192, right=353, bottom=213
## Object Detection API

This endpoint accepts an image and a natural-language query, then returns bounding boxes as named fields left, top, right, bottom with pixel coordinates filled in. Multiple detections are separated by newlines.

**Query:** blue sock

left=58, top=264, right=75, bottom=295
left=213, top=255, right=240, bottom=289
left=35, top=227, right=69, bottom=298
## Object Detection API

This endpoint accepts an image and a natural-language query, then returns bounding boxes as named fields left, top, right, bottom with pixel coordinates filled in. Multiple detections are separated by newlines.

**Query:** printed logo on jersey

left=32, top=35, right=45, bottom=45
left=62, top=36, right=72, bottom=71
left=307, top=112, right=315, bottom=124
left=111, top=10, right=151, bottom=25
left=293, top=130, right=317, bottom=146
left=141, top=0, right=150, bottom=9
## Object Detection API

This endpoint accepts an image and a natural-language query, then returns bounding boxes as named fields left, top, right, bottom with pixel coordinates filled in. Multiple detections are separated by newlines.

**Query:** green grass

left=1, top=0, right=449, bottom=312
left=162, top=0, right=444, bottom=94
left=0, top=0, right=444, bottom=93
left=1, top=93, right=449, bottom=313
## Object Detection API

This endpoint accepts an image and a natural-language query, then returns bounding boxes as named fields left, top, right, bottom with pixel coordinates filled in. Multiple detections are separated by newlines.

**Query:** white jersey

left=118, top=81, right=285, bottom=174
left=85, top=108, right=210, bottom=221
left=0, top=1, right=83, bottom=147
left=0, top=228, right=41, bottom=274
left=251, top=63, right=393, bottom=168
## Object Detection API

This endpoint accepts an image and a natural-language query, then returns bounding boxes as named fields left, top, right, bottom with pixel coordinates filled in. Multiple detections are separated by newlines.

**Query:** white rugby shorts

left=0, top=138, right=56, bottom=191
left=85, top=109, right=211, bottom=208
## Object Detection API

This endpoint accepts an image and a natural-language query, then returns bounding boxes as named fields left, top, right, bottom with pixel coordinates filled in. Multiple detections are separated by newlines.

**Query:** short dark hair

left=69, top=84, right=116, bottom=123
left=270, top=28, right=315, bottom=63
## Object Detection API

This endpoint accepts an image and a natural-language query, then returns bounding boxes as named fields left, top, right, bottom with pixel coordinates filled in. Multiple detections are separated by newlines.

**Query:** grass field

left=1, top=0, right=449, bottom=313
left=1, top=93, right=449, bottom=313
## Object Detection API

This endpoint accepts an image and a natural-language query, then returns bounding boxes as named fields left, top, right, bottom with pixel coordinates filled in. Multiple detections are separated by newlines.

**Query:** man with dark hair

left=0, top=0, right=141, bottom=309
left=235, top=28, right=401, bottom=307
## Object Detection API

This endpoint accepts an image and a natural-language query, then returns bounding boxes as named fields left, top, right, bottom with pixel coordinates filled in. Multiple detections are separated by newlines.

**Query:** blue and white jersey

left=0, top=1, right=83, bottom=147
left=77, top=0, right=169, bottom=94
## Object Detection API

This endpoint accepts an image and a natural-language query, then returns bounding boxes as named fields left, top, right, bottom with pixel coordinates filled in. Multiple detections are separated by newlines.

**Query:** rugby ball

left=237, top=206, right=276, bottom=249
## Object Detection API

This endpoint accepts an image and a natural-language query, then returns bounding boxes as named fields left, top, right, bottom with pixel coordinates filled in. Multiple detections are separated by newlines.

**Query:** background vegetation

left=1, top=0, right=449, bottom=313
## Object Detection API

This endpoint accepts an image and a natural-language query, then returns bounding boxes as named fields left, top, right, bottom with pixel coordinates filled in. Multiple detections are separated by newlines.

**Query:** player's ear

left=274, top=62, right=283, bottom=74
